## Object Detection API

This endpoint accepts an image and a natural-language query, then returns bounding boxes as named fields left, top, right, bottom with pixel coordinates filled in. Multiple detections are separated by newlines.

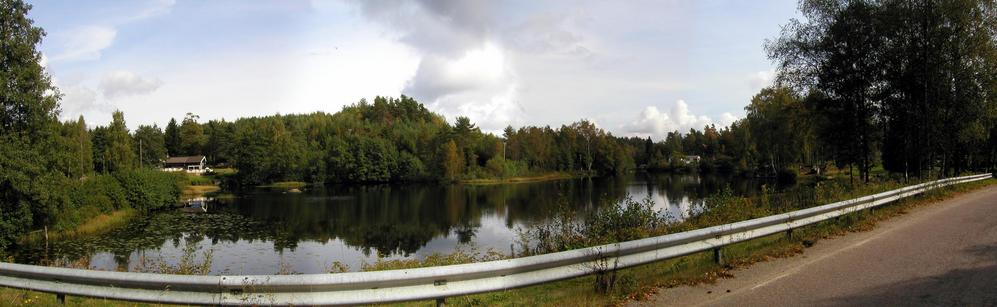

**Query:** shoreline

left=183, top=184, right=221, bottom=199
left=19, top=209, right=137, bottom=245
left=458, top=172, right=594, bottom=186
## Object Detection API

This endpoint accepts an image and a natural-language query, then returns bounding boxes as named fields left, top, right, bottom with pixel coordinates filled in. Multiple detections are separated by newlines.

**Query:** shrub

left=185, top=175, right=215, bottom=186
left=114, top=169, right=186, bottom=211
left=75, top=175, right=129, bottom=212
left=486, top=157, right=506, bottom=177
left=517, top=196, right=668, bottom=256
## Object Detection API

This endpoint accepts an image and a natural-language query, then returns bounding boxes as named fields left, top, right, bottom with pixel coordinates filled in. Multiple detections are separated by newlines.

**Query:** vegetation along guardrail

left=0, top=173, right=992, bottom=306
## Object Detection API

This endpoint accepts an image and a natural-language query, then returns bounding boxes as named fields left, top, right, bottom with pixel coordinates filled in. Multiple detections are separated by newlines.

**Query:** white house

left=163, top=156, right=208, bottom=174
left=678, top=155, right=701, bottom=164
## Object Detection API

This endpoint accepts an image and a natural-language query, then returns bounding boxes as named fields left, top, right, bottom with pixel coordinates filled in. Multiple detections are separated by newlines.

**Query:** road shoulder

left=631, top=183, right=997, bottom=307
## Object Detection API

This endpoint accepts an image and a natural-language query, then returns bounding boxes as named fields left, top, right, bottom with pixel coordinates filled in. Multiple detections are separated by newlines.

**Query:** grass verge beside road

left=454, top=178, right=996, bottom=306
left=392, top=177, right=997, bottom=306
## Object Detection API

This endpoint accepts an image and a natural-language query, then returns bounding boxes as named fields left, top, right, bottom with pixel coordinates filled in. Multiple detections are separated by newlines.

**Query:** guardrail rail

left=0, top=173, right=992, bottom=306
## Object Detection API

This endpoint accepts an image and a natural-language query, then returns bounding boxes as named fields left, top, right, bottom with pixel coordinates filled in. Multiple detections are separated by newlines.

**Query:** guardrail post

left=56, top=293, right=65, bottom=304
left=786, top=228, right=793, bottom=240
left=436, top=297, right=446, bottom=307
left=713, top=247, right=723, bottom=265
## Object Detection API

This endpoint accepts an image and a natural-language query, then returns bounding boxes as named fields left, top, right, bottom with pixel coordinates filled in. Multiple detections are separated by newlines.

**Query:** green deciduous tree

left=745, top=86, right=809, bottom=175
left=56, top=116, right=93, bottom=179
left=442, top=140, right=463, bottom=181
left=103, top=110, right=137, bottom=172
left=0, top=0, right=62, bottom=250
left=0, top=1, right=187, bottom=251
left=767, top=0, right=997, bottom=181
left=179, top=112, right=206, bottom=155
left=133, top=124, right=166, bottom=168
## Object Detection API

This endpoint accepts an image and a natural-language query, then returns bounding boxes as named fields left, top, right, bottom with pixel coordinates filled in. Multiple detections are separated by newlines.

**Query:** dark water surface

left=15, top=173, right=775, bottom=274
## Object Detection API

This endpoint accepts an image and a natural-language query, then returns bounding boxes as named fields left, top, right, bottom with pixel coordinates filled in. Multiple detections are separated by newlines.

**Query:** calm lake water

left=16, top=173, right=776, bottom=274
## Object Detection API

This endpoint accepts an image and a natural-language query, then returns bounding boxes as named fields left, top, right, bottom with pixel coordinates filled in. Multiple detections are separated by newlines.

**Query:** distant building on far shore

left=163, top=155, right=208, bottom=174
left=679, top=155, right=701, bottom=164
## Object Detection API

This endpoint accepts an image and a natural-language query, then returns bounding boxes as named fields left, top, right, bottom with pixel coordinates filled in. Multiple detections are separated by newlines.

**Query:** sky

left=26, top=0, right=800, bottom=140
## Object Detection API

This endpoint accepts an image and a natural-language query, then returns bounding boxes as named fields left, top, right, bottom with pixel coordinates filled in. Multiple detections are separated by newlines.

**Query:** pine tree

left=165, top=117, right=180, bottom=156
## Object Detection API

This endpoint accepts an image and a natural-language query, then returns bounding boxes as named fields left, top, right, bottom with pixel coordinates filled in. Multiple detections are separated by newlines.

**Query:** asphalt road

left=634, top=184, right=997, bottom=307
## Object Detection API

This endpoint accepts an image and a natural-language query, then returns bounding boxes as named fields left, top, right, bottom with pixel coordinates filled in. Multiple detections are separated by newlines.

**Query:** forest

left=3, top=0, right=997, bottom=253
left=632, top=0, right=997, bottom=182
left=153, top=98, right=637, bottom=186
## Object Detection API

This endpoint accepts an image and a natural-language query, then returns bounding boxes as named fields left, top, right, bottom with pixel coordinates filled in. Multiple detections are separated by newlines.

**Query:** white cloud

left=403, top=43, right=523, bottom=131
left=61, top=85, right=100, bottom=113
left=625, top=100, right=724, bottom=140
left=354, top=0, right=495, bottom=56
left=434, top=82, right=521, bottom=134
left=719, top=112, right=739, bottom=128
left=50, top=76, right=112, bottom=123
left=51, top=26, right=117, bottom=62
left=748, top=69, right=776, bottom=91
left=33, top=1, right=790, bottom=131
left=403, top=43, right=522, bottom=132
left=352, top=1, right=524, bottom=131
left=506, top=13, right=592, bottom=58
left=128, top=0, right=176, bottom=21
left=48, top=0, right=176, bottom=64
left=406, top=43, right=508, bottom=100
left=99, top=70, right=163, bottom=99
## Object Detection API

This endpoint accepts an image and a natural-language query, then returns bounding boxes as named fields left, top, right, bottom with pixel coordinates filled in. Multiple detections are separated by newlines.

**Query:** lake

left=15, top=173, right=776, bottom=274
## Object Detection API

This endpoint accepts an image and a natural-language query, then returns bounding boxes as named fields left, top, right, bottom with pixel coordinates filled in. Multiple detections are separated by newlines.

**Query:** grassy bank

left=181, top=185, right=220, bottom=199
left=19, top=209, right=137, bottom=245
left=180, top=172, right=225, bottom=199
left=2, top=178, right=992, bottom=306
left=435, top=178, right=997, bottom=306
left=378, top=176, right=997, bottom=306
left=256, top=181, right=308, bottom=190
left=459, top=172, right=592, bottom=186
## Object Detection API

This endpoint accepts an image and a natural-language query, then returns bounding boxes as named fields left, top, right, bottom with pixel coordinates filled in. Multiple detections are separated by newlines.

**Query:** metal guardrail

left=0, top=173, right=992, bottom=306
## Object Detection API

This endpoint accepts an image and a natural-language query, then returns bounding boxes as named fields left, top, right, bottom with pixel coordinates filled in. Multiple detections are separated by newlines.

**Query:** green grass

left=3, top=178, right=992, bottom=307
left=361, top=246, right=508, bottom=272
left=20, top=209, right=137, bottom=245
left=385, top=178, right=997, bottom=307
left=212, top=193, right=237, bottom=200
left=209, top=168, right=236, bottom=175
left=184, top=175, right=215, bottom=186
left=460, top=172, right=590, bottom=186
left=181, top=185, right=220, bottom=199
left=0, top=285, right=209, bottom=307
left=257, top=181, right=308, bottom=190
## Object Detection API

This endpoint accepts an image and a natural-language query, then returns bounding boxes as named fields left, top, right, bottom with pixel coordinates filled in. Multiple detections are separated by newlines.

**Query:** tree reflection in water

left=15, top=173, right=774, bottom=274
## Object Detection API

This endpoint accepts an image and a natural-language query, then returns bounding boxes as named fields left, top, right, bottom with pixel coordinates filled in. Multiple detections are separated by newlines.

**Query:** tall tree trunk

left=941, top=152, right=948, bottom=178
left=849, top=163, right=854, bottom=185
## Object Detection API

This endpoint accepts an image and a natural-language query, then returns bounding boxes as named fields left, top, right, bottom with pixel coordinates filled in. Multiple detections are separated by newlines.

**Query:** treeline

left=5, top=0, right=997, bottom=251
left=617, top=87, right=819, bottom=179
left=63, top=0, right=997, bottom=191
left=0, top=1, right=186, bottom=252
left=621, top=0, right=997, bottom=181
left=765, top=0, right=997, bottom=181
left=159, top=96, right=635, bottom=186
